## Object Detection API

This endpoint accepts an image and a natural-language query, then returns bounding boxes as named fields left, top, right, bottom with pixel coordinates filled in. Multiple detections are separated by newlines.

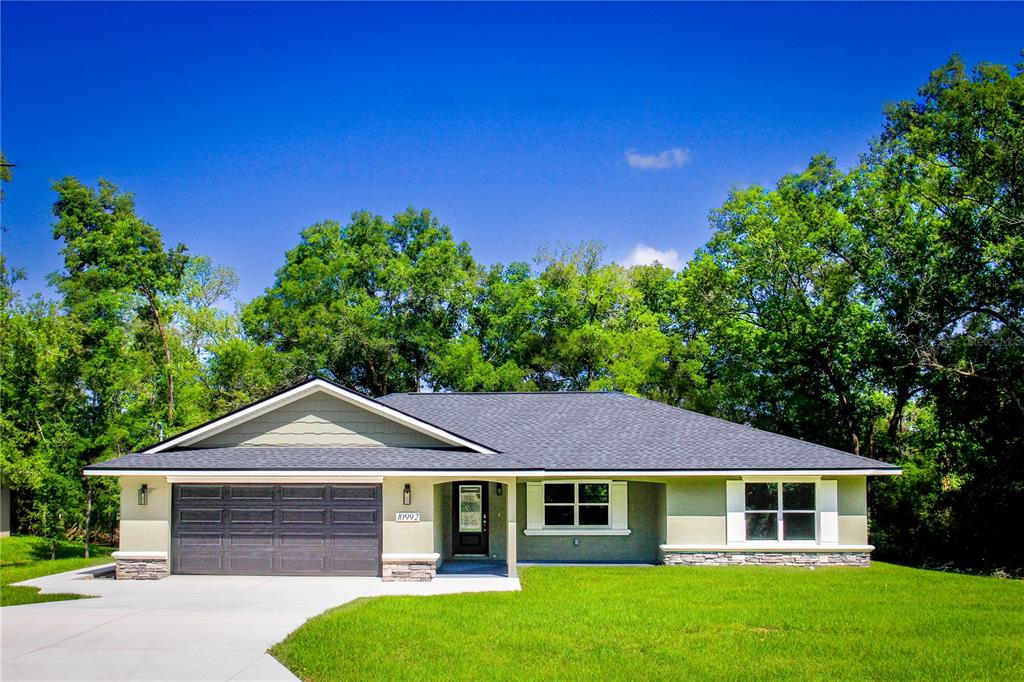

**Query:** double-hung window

left=543, top=482, right=610, bottom=527
left=744, top=482, right=816, bottom=541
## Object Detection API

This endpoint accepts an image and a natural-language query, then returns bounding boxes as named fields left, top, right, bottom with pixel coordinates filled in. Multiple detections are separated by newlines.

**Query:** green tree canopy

left=243, top=208, right=479, bottom=395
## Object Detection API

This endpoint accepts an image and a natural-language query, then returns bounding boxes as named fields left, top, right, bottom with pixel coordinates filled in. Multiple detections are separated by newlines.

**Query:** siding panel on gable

left=196, top=394, right=446, bottom=448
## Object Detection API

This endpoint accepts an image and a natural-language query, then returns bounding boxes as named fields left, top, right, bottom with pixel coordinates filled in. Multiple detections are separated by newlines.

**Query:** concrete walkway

left=1, top=565, right=520, bottom=681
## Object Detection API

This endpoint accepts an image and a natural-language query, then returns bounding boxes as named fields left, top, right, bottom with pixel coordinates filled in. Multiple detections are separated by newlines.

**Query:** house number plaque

left=395, top=512, right=421, bottom=522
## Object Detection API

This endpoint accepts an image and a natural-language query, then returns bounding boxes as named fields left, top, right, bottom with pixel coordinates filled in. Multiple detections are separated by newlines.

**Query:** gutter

left=84, top=467, right=901, bottom=477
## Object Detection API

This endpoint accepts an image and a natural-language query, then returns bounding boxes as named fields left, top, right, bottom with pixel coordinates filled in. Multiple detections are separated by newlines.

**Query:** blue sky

left=3, top=2, right=1021, bottom=302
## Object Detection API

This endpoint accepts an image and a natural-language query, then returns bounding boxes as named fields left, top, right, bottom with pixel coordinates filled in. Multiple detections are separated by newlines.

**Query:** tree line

left=2, top=56, right=1021, bottom=572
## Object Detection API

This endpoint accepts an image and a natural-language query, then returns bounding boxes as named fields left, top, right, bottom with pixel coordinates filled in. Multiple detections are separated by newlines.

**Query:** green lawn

left=272, top=563, right=1024, bottom=681
left=0, top=535, right=114, bottom=607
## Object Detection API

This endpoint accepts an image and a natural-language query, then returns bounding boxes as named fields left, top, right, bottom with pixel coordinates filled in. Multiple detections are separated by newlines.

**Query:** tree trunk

left=84, top=491, right=92, bottom=559
left=145, top=288, right=174, bottom=423
left=815, top=355, right=861, bottom=454
left=887, top=374, right=914, bottom=443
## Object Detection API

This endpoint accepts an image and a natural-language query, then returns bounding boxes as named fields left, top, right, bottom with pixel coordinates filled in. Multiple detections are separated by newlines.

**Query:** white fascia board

left=165, top=475, right=385, bottom=484
left=145, top=379, right=495, bottom=454
left=85, top=469, right=544, bottom=478
left=532, top=469, right=902, bottom=477
left=86, top=467, right=898, bottom=478
left=659, top=544, right=874, bottom=552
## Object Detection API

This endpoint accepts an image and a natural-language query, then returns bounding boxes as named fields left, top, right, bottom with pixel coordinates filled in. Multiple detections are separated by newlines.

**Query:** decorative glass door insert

left=459, top=484, right=483, bottom=532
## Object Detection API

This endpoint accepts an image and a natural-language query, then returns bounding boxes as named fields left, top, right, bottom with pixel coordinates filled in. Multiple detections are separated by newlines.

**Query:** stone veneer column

left=381, top=554, right=438, bottom=581
left=114, top=555, right=170, bottom=579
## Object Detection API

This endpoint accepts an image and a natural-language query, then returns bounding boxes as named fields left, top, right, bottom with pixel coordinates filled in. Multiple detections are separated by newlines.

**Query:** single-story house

left=84, top=377, right=900, bottom=581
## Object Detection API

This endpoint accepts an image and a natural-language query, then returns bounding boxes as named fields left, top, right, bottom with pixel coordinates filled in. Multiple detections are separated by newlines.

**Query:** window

left=543, top=482, right=610, bottom=527
left=744, top=482, right=816, bottom=541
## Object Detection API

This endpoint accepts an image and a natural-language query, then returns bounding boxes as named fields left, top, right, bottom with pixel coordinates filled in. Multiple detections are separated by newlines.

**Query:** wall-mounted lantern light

left=403, top=483, right=411, bottom=505
left=496, top=483, right=503, bottom=496
left=138, top=484, right=149, bottom=506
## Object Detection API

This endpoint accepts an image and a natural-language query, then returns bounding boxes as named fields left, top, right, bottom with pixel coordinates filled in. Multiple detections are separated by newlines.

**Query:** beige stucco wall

left=119, top=476, right=172, bottom=553
left=198, top=393, right=445, bottom=448
left=662, top=476, right=869, bottom=546
left=381, top=476, right=516, bottom=559
left=834, top=476, right=868, bottom=545
left=109, top=473, right=873, bottom=570
left=664, top=477, right=728, bottom=545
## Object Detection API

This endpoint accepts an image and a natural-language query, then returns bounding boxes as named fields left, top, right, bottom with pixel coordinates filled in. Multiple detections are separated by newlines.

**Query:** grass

left=0, top=535, right=114, bottom=607
left=271, top=563, right=1024, bottom=681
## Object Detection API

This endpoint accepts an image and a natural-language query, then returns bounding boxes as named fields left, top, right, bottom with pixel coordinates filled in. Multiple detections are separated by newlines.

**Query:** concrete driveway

left=1, top=565, right=519, bottom=681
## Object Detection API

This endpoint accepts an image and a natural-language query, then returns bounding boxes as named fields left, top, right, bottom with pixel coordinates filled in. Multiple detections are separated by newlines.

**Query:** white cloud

left=625, top=147, right=691, bottom=170
left=623, top=243, right=684, bottom=270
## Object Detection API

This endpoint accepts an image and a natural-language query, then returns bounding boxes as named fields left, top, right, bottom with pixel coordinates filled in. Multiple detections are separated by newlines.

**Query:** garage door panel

left=177, top=554, right=224, bottom=573
left=331, top=485, right=378, bottom=501
left=331, top=509, right=377, bottom=524
left=280, top=508, right=326, bottom=524
left=329, top=556, right=379, bottom=574
left=229, top=532, right=274, bottom=547
left=279, top=533, right=326, bottom=547
left=229, top=508, right=274, bottom=524
left=228, top=485, right=275, bottom=501
left=279, top=556, right=328, bottom=573
left=172, top=483, right=381, bottom=576
left=178, top=485, right=225, bottom=501
left=177, top=532, right=224, bottom=547
left=228, top=555, right=275, bottom=573
left=178, top=508, right=223, bottom=523
left=280, top=485, right=329, bottom=501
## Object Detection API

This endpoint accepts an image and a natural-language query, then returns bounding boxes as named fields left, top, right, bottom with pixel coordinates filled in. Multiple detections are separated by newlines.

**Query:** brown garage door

left=171, top=483, right=381, bottom=576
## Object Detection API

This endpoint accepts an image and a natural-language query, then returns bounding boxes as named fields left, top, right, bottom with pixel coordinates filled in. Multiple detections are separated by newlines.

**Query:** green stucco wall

left=516, top=481, right=662, bottom=563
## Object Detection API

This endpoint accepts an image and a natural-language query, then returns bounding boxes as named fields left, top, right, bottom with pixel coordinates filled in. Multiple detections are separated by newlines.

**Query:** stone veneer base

left=382, top=558, right=437, bottom=582
left=662, top=551, right=870, bottom=567
left=116, top=558, right=169, bottom=580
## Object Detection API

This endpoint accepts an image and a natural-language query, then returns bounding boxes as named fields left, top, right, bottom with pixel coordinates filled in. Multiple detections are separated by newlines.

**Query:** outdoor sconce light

left=138, top=484, right=149, bottom=506
left=403, top=483, right=411, bottom=505
left=496, top=483, right=503, bottom=496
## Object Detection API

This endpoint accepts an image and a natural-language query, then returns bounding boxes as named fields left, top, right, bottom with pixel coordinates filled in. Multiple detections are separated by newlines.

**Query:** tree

left=431, top=261, right=539, bottom=391
left=679, top=156, right=885, bottom=454
left=846, top=55, right=1024, bottom=571
left=0, top=151, right=12, bottom=202
left=51, top=178, right=189, bottom=425
left=243, top=208, right=478, bottom=396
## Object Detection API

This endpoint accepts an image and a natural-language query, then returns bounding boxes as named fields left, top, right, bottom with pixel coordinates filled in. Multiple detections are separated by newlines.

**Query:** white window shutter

left=611, top=481, right=628, bottom=530
left=726, top=480, right=745, bottom=543
left=526, top=482, right=543, bottom=530
left=818, top=480, right=838, bottom=544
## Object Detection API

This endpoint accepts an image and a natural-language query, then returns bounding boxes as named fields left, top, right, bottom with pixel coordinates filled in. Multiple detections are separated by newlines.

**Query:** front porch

left=380, top=477, right=518, bottom=581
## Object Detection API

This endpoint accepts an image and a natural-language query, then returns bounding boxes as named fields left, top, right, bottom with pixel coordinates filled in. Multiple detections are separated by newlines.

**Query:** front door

left=452, top=482, right=488, bottom=556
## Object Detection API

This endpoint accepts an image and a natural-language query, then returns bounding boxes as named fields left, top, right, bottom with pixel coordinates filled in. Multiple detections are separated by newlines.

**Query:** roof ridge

left=381, top=390, right=619, bottom=397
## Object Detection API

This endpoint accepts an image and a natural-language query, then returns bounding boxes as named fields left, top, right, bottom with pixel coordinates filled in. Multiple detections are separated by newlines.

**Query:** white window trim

left=727, top=476, right=839, bottom=547
left=524, top=528, right=632, bottom=536
left=525, top=480, right=630, bottom=536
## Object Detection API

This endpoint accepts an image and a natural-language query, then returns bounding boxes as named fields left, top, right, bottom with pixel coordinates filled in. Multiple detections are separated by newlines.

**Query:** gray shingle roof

left=377, top=391, right=897, bottom=471
left=87, top=447, right=529, bottom=471
left=85, top=385, right=898, bottom=472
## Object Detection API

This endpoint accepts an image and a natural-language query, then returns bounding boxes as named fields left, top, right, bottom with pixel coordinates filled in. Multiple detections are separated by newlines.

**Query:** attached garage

left=171, top=483, right=382, bottom=576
